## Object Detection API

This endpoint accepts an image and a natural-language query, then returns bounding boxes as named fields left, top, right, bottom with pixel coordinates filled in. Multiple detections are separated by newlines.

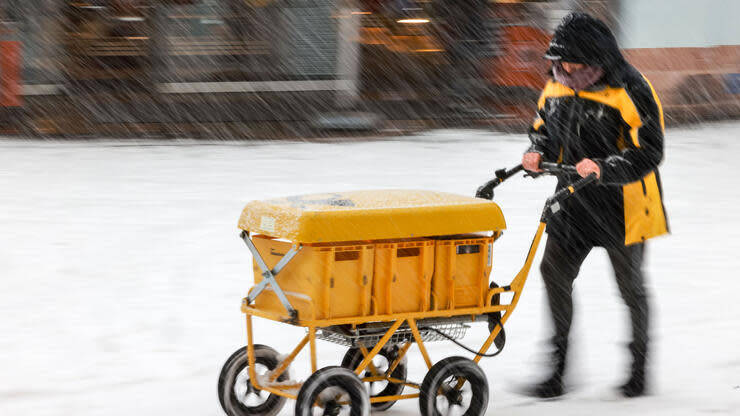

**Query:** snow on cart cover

left=238, top=190, right=506, bottom=243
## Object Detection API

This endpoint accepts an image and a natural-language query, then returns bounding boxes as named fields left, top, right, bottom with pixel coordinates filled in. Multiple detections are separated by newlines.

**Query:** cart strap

left=241, top=231, right=302, bottom=320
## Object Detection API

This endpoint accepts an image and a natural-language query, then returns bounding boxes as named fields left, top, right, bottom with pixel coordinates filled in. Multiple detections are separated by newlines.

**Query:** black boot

left=525, top=349, right=566, bottom=398
left=619, top=368, right=645, bottom=397
left=528, top=372, right=565, bottom=398
left=620, top=343, right=647, bottom=397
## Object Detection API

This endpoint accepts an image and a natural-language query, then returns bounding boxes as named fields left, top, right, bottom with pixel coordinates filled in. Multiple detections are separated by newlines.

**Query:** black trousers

left=540, top=235, right=650, bottom=371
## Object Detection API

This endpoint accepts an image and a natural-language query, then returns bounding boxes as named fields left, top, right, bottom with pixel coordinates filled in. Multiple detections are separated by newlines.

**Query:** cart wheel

left=419, top=356, right=488, bottom=416
left=217, top=345, right=289, bottom=416
left=487, top=282, right=506, bottom=351
left=340, top=345, right=407, bottom=411
left=295, top=366, right=370, bottom=416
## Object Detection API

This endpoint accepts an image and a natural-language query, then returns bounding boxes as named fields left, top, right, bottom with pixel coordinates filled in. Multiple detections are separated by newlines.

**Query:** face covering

left=553, top=62, right=605, bottom=91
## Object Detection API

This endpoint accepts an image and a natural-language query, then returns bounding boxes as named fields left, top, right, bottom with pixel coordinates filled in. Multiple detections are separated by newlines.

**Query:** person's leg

left=529, top=235, right=590, bottom=397
left=607, top=242, right=650, bottom=397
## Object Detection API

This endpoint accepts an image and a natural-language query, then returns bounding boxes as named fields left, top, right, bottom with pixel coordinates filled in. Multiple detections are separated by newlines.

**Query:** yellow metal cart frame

left=218, top=166, right=596, bottom=416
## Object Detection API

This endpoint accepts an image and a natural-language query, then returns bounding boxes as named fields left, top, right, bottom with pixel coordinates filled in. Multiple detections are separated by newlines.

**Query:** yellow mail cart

left=217, top=164, right=596, bottom=416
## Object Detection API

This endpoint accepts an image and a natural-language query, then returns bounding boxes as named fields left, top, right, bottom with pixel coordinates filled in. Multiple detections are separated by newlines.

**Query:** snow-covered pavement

left=1, top=123, right=739, bottom=415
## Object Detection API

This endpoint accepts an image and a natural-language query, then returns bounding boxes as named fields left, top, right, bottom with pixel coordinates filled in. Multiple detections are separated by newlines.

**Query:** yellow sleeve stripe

left=533, top=117, right=545, bottom=131
left=629, top=123, right=641, bottom=148
left=642, top=74, right=665, bottom=132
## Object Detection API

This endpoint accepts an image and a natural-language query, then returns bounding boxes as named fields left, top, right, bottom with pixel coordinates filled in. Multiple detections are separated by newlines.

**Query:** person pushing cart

left=521, top=12, right=669, bottom=398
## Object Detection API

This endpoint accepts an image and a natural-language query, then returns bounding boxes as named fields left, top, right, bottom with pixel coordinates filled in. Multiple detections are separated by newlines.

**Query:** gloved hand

left=522, top=152, right=542, bottom=172
left=576, top=158, right=601, bottom=179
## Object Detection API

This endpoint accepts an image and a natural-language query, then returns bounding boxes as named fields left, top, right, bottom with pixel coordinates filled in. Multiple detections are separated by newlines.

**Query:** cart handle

left=476, top=162, right=597, bottom=221
left=475, top=164, right=523, bottom=200
left=476, top=162, right=580, bottom=200
left=539, top=162, right=578, bottom=175
left=540, top=173, right=598, bottom=222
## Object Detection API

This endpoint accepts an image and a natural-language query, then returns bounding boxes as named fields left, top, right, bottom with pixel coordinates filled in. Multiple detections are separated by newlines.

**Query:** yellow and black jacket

left=529, top=65, right=669, bottom=247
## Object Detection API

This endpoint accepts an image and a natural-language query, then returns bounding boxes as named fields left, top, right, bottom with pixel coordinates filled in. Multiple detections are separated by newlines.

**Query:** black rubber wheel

left=217, top=345, right=289, bottom=416
left=295, top=366, right=370, bottom=416
left=340, top=345, right=407, bottom=411
left=419, top=356, right=489, bottom=416
left=487, top=282, right=506, bottom=351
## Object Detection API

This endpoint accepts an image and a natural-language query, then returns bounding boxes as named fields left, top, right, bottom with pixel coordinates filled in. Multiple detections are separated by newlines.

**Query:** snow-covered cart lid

left=238, top=190, right=506, bottom=243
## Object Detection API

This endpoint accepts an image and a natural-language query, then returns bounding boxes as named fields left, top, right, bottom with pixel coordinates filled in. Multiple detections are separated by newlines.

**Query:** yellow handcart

left=217, top=163, right=597, bottom=416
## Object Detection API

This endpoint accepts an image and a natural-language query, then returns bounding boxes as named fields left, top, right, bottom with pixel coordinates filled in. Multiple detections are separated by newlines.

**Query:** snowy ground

left=1, top=122, right=739, bottom=416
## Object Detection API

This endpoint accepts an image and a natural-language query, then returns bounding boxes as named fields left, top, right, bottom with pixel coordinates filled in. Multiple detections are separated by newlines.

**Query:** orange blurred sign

left=485, top=25, right=550, bottom=89
left=1, top=41, right=22, bottom=107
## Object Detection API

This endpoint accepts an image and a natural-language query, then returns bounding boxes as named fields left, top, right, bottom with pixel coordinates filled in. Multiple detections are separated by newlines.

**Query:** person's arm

left=524, top=86, right=561, bottom=171
left=594, top=75, right=664, bottom=185
left=527, top=102, right=560, bottom=163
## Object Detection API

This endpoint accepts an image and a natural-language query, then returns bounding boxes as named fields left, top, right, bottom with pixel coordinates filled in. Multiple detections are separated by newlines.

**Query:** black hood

left=544, top=13, right=627, bottom=82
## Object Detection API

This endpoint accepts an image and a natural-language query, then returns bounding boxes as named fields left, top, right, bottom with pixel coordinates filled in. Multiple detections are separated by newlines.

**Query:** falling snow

left=1, top=123, right=739, bottom=415
left=1, top=1, right=738, bottom=415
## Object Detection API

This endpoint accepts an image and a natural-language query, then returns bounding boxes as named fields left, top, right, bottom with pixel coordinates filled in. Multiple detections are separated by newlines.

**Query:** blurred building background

left=0, top=0, right=738, bottom=138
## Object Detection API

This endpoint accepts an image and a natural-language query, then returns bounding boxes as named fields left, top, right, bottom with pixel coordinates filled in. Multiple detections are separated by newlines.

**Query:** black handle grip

left=552, top=173, right=597, bottom=202
left=475, top=164, right=523, bottom=200
left=540, top=162, right=578, bottom=175
left=540, top=173, right=598, bottom=222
